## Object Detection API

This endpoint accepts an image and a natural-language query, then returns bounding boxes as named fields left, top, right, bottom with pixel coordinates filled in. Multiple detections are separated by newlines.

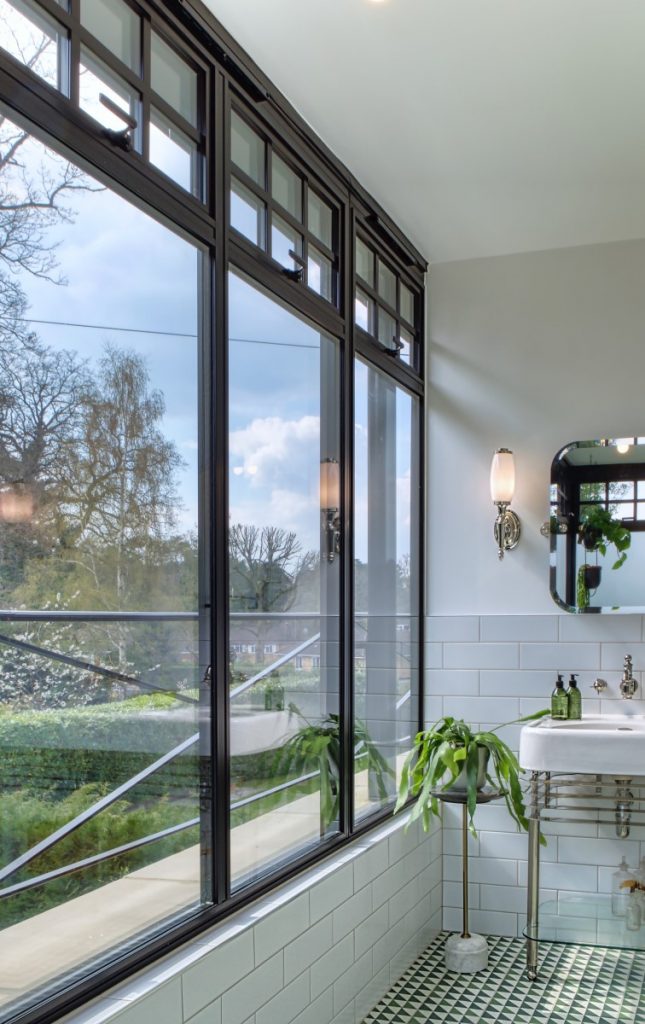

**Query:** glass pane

left=609, top=481, right=633, bottom=500
left=354, top=360, right=420, bottom=821
left=308, top=246, right=333, bottom=302
left=377, top=259, right=396, bottom=308
left=580, top=483, right=604, bottom=502
left=0, top=111, right=207, bottom=1017
left=79, top=47, right=138, bottom=138
left=228, top=270, right=340, bottom=888
left=80, top=0, right=140, bottom=72
left=356, top=237, right=374, bottom=286
left=308, top=191, right=333, bottom=248
left=231, top=111, right=264, bottom=187
left=231, top=178, right=266, bottom=248
left=378, top=308, right=397, bottom=351
left=400, top=283, right=414, bottom=325
left=638, top=502, right=645, bottom=520
left=0, top=0, right=63, bottom=89
left=399, top=327, right=413, bottom=366
left=271, top=213, right=302, bottom=271
left=151, top=31, right=197, bottom=127
left=150, top=107, right=199, bottom=197
left=272, top=153, right=302, bottom=220
left=355, top=288, right=373, bottom=335
left=638, top=481, right=645, bottom=500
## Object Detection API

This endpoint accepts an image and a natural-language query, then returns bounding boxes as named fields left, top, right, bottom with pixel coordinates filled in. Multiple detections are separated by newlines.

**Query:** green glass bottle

left=566, top=673, right=582, bottom=720
left=551, top=673, right=568, bottom=719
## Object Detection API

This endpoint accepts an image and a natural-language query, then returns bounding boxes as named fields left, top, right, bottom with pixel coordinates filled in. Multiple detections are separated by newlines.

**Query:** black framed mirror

left=548, top=437, right=645, bottom=613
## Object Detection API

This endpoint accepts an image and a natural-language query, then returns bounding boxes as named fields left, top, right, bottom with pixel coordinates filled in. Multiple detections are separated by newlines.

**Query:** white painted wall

left=427, top=237, right=645, bottom=615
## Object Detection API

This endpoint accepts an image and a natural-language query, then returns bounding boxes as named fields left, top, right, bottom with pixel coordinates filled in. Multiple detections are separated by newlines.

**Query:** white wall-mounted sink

left=519, top=715, right=645, bottom=775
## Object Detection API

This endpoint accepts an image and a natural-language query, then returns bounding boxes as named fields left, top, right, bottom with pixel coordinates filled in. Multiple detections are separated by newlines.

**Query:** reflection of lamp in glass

left=0, top=486, right=33, bottom=523
left=490, top=449, right=521, bottom=560
left=320, top=458, right=341, bottom=563
left=616, top=438, right=631, bottom=455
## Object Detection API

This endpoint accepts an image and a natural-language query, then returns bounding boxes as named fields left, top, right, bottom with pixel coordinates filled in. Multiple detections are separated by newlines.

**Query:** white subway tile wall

left=429, top=614, right=645, bottom=938
left=61, top=816, right=441, bottom=1024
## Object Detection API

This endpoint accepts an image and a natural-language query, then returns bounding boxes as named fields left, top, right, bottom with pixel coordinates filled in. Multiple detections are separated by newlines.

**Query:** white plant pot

left=448, top=747, right=490, bottom=793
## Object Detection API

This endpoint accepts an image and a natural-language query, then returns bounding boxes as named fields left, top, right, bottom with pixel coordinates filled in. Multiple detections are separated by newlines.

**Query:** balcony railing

left=0, top=610, right=415, bottom=903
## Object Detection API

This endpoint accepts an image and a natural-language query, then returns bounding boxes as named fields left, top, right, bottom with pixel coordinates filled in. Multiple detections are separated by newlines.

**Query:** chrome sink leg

left=526, top=771, right=541, bottom=982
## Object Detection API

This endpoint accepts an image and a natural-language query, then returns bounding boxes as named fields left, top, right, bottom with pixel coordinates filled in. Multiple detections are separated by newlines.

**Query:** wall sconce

left=320, top=457, right=341, bottom=563
left=490, top=448, right=521, bottom=560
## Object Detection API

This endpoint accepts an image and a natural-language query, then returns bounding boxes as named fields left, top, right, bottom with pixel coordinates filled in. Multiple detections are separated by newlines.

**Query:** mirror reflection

left=549, top=438, right=645, bottom=613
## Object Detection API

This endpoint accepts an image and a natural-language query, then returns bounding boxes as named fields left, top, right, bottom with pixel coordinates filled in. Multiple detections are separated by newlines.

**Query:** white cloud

left=229, top=415, right=321, bottom=487
left=229, top=415, right=323, bottom=550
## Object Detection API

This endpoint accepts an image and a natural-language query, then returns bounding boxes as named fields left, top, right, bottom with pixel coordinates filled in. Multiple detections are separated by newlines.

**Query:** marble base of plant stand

left=444, top=932, right=488, bottom=973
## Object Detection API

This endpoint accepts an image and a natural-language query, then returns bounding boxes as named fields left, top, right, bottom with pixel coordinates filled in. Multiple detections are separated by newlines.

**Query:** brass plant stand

left=435, top=788, right=502, bottom=973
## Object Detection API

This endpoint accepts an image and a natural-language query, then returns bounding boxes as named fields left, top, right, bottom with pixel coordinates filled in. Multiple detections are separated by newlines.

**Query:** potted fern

left=395, top=712, right=548, bottom=838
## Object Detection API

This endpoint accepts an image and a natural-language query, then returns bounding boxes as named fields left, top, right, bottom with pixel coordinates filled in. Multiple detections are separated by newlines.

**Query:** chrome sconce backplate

left=494, top=502, right=521, bottom=560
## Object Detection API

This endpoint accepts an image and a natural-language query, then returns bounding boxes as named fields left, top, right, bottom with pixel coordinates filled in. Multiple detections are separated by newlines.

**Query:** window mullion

left=213, top=67, right=230, bottom=905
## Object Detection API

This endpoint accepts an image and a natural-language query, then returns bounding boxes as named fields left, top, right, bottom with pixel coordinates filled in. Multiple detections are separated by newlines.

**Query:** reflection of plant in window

left=274, top=704, right=394, bottom=831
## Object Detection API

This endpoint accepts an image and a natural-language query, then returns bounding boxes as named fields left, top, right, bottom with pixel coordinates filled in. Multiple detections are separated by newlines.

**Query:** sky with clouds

left=6, top=113, right=415, bottom=569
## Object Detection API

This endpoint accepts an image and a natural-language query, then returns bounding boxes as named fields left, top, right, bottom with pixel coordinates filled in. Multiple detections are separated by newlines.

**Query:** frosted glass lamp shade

left=490, top=449, right=515, bottom=504
left=320, top=457, right=340, bottom=509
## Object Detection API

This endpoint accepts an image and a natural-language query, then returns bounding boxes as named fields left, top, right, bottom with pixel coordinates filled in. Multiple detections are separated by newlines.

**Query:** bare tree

left=229, top=524, right=317, bottom=666
left=0, top=108, right=101, bottom=330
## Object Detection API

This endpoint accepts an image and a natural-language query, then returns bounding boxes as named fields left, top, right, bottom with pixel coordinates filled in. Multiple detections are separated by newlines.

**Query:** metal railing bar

left=0, top=817, right=200, bottom=900
left=0, top=610, right=416, bottom=621
left=231, top=770, right=320, bottom=809
left=0, top=611, right=198, bottom=622
left=0, top=632, right=199, bottom=706
left=0, top=732, right=199, bottom=885
left=0, top=610, right=322, bottom=622
left=230, top=632, right=321, bottom=699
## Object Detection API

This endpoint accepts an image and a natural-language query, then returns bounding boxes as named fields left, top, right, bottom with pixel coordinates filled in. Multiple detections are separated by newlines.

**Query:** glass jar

left=611, top=857, right=636, bottom=917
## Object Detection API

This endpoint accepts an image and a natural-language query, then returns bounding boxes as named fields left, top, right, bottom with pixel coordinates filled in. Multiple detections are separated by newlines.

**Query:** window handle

left=282, top=250, right=305, bottom=282
left=384, top=335, right=404, bottom=357
left=99, top=94, right=137, bottom=152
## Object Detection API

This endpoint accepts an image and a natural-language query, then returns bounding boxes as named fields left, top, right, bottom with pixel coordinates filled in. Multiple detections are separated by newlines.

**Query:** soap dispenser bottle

left=566, top=673, right=582, bottom=720
left=551, top=674, right=568, bottom=719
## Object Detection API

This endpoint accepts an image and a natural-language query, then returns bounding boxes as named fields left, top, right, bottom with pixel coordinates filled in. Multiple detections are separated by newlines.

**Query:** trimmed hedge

left=0, top=697, right=200, bottom=800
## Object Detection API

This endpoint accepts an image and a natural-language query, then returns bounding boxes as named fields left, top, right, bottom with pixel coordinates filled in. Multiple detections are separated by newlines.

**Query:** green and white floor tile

left=362, top=933, right=645, bottom=1023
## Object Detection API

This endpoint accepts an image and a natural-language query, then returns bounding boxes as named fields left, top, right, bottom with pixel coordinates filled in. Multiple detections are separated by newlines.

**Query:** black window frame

left=0, top=2, right=427, bottom=1022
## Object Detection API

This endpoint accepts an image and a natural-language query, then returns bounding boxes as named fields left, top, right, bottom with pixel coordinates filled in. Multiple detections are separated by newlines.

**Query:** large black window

left=0, top=3, right=425, bottom=1022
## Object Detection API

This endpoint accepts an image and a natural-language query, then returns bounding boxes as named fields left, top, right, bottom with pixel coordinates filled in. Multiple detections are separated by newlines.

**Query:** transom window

left=0, top=0, right=206, bottom=198
left=354, top=232, right=419, bottom=369
left=230, top=108, right=339, bottom=304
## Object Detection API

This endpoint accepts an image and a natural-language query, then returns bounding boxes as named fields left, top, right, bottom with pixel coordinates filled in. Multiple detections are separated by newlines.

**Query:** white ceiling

left=205, top=0, right=645, bottom=264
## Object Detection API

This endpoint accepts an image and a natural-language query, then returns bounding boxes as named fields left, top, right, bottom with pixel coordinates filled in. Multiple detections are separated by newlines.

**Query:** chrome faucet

left=620, top=654, right=638, bottom=699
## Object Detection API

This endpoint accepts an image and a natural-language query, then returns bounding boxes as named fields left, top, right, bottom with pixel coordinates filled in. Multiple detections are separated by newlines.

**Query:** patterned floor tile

left=362, top=933, right=645, bottom=1024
